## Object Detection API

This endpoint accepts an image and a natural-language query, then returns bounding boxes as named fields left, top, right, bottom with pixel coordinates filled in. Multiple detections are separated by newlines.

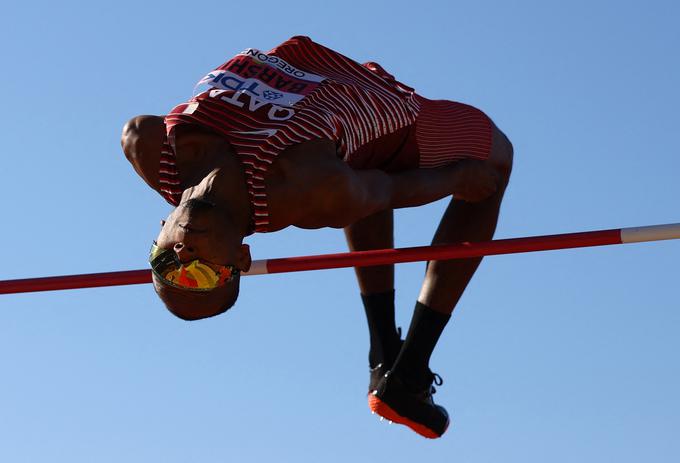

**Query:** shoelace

left=430, top=372, right=444, bottom=394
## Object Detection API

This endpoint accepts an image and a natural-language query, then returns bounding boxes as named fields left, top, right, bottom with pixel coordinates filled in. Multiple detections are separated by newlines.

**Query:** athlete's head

left=120, top=115, right=166, bottom=188
left=152, top=197, right=252, bottom=321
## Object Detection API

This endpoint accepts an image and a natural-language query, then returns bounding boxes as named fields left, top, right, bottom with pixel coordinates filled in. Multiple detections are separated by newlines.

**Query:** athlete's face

left=152, top=197, right=251, bottom=320
left=155, top=197, right=251, bottom=272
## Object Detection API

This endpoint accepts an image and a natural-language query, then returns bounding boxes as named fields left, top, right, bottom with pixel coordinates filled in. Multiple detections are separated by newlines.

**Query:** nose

left=173, top=242, right=196, bottom=262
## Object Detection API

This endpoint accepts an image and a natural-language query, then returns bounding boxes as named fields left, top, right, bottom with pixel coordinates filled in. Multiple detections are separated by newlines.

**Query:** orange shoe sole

left=368, top=394, right=449, bottom=439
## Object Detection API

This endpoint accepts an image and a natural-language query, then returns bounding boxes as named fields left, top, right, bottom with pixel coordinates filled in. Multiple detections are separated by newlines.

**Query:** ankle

left=363, top=290, right=400, bottom=366
left=369, top=332, right=402, bottom=367
left=389, top=301, right=450, bottom=382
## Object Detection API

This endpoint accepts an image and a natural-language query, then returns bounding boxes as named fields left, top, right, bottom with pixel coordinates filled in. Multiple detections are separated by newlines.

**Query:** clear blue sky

left=1, top=1, right=679, bottom=461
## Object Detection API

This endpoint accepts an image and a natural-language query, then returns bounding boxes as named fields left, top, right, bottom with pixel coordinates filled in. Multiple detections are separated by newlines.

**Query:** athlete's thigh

left=413, top=95, right=494, bottom=169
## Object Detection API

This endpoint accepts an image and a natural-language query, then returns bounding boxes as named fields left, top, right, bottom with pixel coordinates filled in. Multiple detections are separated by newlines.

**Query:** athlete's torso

left=162, top=36, right=421, bottom=232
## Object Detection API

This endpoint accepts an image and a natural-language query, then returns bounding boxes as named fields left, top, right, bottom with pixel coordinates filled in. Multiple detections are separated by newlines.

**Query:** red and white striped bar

left=1, top=223, right=679, bottom=295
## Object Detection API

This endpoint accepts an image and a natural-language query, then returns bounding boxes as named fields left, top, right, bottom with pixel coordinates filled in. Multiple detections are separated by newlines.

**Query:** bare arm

left=332, top=160, right=499, bottom=225
left=121, top=115, right=165, bottom=192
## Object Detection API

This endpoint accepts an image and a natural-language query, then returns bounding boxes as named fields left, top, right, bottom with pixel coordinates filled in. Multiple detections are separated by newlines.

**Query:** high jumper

left=121, top=35, right=511, bottom=438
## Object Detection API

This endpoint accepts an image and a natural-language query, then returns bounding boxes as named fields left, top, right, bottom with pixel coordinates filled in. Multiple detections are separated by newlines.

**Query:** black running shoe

left=368, top=362, right=389, bottom=394
left=367, top=332, right=403, bottom=394
left=368, top=370, right=449, bottom=439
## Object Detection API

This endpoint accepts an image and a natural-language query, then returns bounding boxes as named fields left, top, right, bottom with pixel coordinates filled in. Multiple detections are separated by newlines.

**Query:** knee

left=489, top=125, right=513, bottom=185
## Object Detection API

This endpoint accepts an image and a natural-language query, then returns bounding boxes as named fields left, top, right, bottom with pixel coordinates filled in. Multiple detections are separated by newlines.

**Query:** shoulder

left=121, top=115, right=166, bottom=191
left=121, top=117, right=220, bottom=194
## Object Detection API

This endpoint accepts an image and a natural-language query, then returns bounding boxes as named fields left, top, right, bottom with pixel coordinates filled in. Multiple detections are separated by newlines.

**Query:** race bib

left=195, top=48, right=326, bottom=107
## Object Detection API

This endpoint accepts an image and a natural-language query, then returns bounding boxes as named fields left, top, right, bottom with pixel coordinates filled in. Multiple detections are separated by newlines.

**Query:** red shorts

left=346, top=94, right=492, bottom=172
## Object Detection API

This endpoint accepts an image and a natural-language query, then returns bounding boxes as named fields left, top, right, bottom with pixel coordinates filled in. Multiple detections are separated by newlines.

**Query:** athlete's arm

left=121, top=115, right=165, bottom=192
left=387, top=160, right=500, bottom=206
left=124, top=147, right=160, bottom=191
left=332, top=160, right=500, bottom=225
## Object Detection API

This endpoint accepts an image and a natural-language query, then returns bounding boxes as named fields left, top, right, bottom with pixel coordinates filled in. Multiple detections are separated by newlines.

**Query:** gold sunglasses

left=149, top=242, right=240, bottom=291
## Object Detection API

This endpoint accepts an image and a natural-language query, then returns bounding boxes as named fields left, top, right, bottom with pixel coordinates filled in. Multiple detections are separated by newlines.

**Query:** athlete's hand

left=451, top=160, right=500, bottom=203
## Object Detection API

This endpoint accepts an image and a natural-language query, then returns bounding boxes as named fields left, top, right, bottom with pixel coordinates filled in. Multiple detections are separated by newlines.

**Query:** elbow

left=120, top=120, right=140, bottom=165
left=382, top=179, right=396, bottom=211
left=370, top=173, right=395, bottom=212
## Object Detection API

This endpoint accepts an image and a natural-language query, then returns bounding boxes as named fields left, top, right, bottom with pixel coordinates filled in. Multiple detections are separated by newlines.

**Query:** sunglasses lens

left=149, top=243, right=235, bottom=290
left=165, top=261, right=220, bottom=288
left=150, top=246, right=180, bottom=274
left=149, top=243, right=167, bottom=262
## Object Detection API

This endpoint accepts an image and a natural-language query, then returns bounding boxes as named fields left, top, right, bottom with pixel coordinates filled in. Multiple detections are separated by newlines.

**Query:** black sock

left=391, top=301, right=451, bottom=388
left=361, top=290, right=402, bottom=368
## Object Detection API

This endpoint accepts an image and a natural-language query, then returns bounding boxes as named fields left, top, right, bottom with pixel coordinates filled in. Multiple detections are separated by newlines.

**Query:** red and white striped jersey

left=161, top=35, right=421, bottom=233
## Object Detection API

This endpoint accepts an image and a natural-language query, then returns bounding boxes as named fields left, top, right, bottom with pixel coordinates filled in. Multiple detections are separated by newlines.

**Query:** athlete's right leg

left=344, top=209, right=402, bottom=393
left=344, top=209, right=394, bottom=295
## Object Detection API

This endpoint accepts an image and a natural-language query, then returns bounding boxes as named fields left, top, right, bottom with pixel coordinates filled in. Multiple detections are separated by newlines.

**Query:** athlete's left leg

left=370, top=124, right=513, bottom=438
left=393, top=126, right=512, bottom=381
left=417, top=125, right=513, bottom=314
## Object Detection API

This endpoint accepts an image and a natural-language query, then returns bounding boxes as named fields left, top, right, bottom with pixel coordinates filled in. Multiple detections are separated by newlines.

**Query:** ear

left=236, top=243, right=252, bottom=272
